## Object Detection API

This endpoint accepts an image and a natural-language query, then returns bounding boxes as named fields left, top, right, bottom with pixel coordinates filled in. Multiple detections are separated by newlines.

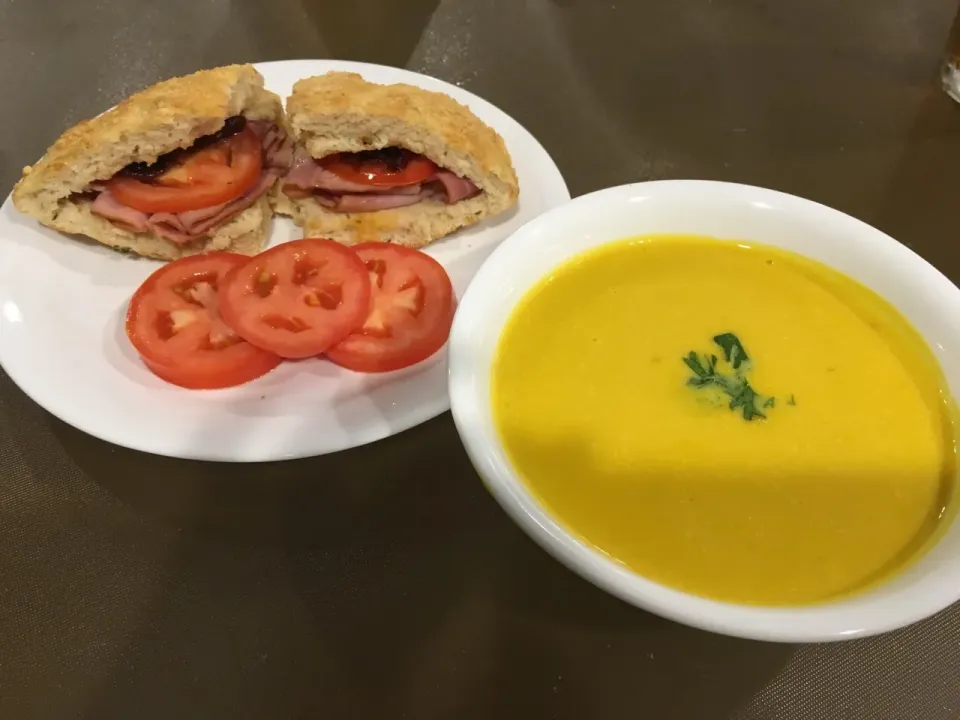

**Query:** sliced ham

left=286, top=163, right=378, bottom=194
left=182, top=171, right=277, bottom=235
left=252, top=121, right=294, bottom=172
left=168, top=203, right=225, bottom=231
left=284, top=149, right=378, bottom=194
left=282, top=185, right=316, bottom=200
left=146, top=170, right=278, bottom=242
left=90, top=122, right=289, bottom=245
left=284, top=159, right=425, bottom=195
left=434, top=171, right=481, bottom=203
left=311, top=174, right=477, bottom=213
left=281, top=150, right=483, bottom=211
left=320, top=191, right=429, bottom=213
left=147, top=219, right=194, bottom=245
left=267, top=134, right=294, bottom=170
left=247, top=120, right=271, bottom=140
left=176, top=172, right=278, bottom=233
left=145, top=211, right=200, bottom=245
left=91, top=190, right=149, bottom=232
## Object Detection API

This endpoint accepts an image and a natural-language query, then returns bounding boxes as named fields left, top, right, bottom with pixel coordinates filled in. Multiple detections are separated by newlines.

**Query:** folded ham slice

left=147, top=170, right=278, bottom=244
left=250, top=120, right=294, bottom=171
left=434, top=171, right=480, bottom=204
left=90, top=121, right=290, bottom=245
left=282, top=150, right=481, bottom=212
left=285, top=150, right=375, bottom=194
left=316, top=191, right=429, bottom=213
left=91, top=190, right=149, bottom=232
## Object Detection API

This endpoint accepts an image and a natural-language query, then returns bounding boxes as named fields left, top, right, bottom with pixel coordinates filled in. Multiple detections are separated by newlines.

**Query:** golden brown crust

left=13, top=64, right=281, bottom=218
left=280, top=71, right=519, bottom=249
left=271, top=188, right=505, bottom=249
left=11, top=64, right=282, bottom=261
left=287, top=72, right=518, bottom=193
left=42, top=196, right=271, bottom=261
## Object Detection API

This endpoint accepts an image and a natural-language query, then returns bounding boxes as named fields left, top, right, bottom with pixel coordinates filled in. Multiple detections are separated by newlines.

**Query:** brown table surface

left=3, top=0, right=960, bottom=718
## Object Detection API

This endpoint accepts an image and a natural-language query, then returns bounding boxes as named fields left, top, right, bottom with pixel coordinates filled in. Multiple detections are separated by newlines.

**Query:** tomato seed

left=263, top=314, right=310, bottom=333
left=254, top=271, right=277, bottom=298
left=315, top=284, right=343, bottom=311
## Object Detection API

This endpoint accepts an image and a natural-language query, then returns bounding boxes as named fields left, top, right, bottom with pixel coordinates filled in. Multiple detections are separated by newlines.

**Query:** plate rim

left=0, top=59, right=570, bottom=462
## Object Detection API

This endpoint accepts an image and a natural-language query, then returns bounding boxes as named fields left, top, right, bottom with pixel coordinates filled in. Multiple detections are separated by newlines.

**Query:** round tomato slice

left=138, top=351, right=281, bottom=391
left=125, top=253, right=282, bottom=389
left=321, top=149, right=438, bottom=187
left=218, top=239, right=372, bottom=359
left=325, top=243, right=455, bottom=373
left=108, top=127, right=263, bottom=213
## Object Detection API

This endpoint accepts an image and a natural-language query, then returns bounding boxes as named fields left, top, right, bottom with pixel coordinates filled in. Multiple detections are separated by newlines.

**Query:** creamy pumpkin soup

left=491, top=235, right=957, bottom=606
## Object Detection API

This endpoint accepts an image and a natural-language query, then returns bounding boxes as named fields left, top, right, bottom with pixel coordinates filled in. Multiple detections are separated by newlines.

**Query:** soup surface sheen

left=491, top=235, right=957, bottom=605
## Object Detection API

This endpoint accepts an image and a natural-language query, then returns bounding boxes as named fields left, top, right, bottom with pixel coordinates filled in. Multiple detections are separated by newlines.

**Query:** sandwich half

left=273, top=72, right=520, bottom=248
left=13, top=64, right=292, bottom=260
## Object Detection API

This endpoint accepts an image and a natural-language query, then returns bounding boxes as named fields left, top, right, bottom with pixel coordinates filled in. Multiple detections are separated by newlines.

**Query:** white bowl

left=447, top=180, right=960, bottom=642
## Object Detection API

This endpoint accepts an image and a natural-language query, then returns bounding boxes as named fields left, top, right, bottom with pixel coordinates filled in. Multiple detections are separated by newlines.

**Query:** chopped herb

left=713, top=333, right=749, bottom=370
left=682, top=351, right=710, bottom=378
left=682, top=333, right=791, bottom=422
left=787, top=394, right=797, bottom=406
left=729, top=381, right=765, bottom=421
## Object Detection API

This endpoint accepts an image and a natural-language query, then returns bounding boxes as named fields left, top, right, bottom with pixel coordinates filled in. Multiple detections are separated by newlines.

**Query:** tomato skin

left=125, top=252, right=282, bottom=390
left=140, top=352, right=281, bottom=390
left=321, top=150, right=438, bottom=187
left=109, top=127, right=263, bottom=213
left=325, top=243, right=455, bottom=373
left=218, top=238, right=372, bottom=359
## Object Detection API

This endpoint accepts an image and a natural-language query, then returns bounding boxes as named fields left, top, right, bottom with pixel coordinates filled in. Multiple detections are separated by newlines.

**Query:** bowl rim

left=447, top=179, right=960, bottom=643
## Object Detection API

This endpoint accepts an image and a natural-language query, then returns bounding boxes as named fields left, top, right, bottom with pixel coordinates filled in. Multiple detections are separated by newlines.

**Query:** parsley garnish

left=683, top=333, right=792, bottom=422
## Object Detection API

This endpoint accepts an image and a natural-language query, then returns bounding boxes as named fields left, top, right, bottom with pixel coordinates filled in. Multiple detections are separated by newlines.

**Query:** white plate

left=0, top=60, right=570, bottom=462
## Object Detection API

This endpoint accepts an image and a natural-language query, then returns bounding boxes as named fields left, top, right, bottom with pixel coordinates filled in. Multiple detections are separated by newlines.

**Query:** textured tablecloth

left=2, top=0, right=960, bottom=717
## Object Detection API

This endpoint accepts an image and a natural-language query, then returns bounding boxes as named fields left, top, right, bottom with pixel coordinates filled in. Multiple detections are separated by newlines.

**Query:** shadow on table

left=49, top=410, right=465, bottom=543
left=479, top=537, right=796, bottom=719
left=52, top=413, right=503, bottom=717
left=53, top=413, right=794, bottom=718
left=268, top=417, right=797, bottom=718
left=404, top=425, right=801, bottom=718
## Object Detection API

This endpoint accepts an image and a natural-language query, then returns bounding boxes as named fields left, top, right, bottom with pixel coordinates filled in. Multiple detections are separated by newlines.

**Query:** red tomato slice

left=325, top=243, right=455, bottom=373
left=125, top=253, right=282, bottom=389
left=138, top=352, right=280, bottom=391
left=218, top=238, right=372, bottom=359
left=321, top=149, right=438, bottom=187
left=109, top=127, right=263, bottom=213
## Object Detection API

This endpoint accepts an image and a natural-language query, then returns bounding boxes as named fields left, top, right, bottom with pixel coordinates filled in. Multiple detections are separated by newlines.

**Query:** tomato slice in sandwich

left=321, top=149, right=438, bottom=187
left=125, top=253, right=282, bottom=389
left=325, top=243, right=455, bottom=373
left=218, top=238, right=372, bottom=359
left=108, top=126, right=263, bottom=213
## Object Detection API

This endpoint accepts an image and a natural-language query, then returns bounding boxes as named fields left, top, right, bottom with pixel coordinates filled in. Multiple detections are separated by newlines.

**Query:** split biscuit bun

left=12, top=64, right=283, bottom=261
left=274, top=71, right=520, bottom=248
